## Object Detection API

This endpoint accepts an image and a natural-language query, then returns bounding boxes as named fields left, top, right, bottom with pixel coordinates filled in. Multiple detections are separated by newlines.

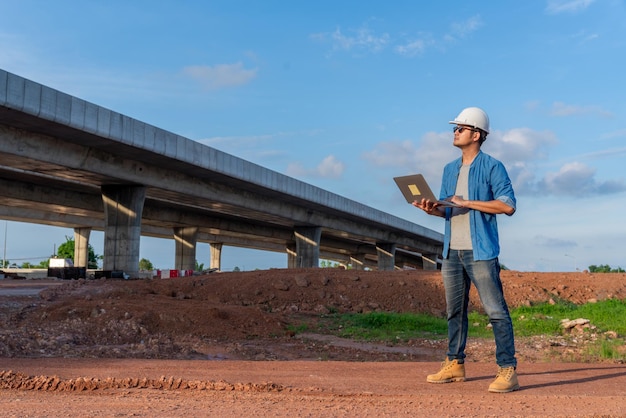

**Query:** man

left=413, top=107, right=519, bottom=393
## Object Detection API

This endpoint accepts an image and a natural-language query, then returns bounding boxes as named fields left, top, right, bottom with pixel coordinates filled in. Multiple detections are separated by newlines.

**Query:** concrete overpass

left=0, top=69, right=443, bottom=277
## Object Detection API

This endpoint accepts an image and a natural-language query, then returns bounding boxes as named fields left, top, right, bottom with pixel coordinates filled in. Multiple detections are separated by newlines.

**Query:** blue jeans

left=442, top=250, right=517, bottom=368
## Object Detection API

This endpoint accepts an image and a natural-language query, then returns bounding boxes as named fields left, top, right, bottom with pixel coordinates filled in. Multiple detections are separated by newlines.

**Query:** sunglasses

left=453, top=126, right=475, bottom=134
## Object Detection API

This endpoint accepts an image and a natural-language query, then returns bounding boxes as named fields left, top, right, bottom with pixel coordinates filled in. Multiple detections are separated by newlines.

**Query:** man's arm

left=449, top=196, right=514, bottom=215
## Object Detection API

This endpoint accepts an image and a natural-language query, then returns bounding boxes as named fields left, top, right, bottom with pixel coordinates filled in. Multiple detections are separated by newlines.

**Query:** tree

left=139, top=258, right=154, bottom=271
left=195, top=260, right=205, bottom=271
left=588, top=264, right=625, bottom=273
left=56, top=236, right=100, bottom=269
left=320, top=260, right=351, bottom=269
left=36, top=259, right=50, bottom=268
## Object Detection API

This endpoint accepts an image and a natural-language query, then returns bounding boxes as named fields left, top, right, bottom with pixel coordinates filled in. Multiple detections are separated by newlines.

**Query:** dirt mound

left=0, top=370, right=284, bottom=392
left=0, top=268, right=624, bottom=362
left=2, top=269, right=625, bottom=417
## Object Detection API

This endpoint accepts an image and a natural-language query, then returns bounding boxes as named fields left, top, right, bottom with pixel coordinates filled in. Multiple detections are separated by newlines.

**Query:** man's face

left=452, top=125, right=478, bottom=148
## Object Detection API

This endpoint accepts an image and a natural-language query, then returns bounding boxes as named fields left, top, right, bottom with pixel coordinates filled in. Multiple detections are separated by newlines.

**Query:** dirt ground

left=1, top=268, right=625, bottom=417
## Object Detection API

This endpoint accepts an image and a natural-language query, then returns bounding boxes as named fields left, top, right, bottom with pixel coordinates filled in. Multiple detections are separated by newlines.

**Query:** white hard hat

left=449, top=107, right=490, bottom=134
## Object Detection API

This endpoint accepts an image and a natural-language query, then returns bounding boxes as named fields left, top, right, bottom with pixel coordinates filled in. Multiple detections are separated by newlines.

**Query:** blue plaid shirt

left=440, top=151, right=516, bottom=261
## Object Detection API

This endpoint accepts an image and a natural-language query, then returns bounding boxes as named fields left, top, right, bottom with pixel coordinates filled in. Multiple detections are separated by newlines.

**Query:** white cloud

left=572, top=30, right=600, bottom=43
left=524, top=100, right=542, bottom=111
left=576, top=146, right=626, bottom=160
left=199, top=129, right=325, bottom=161
left=449, top=15, right=484, bottom=39
left=600, top=130, right=626, bottom=140
left=314, top=15, right=483, bottom=58
left=311, top=26, right=390, bottom=55
left=546, top=0, right=596, bottom=14
left=317, top=155, right=345, bottom=177
left=363, top=127, right=626, bottom=198
left=486, top=128, right=557, bottom=194
left=534, top=234, right=578, bottom=248
left=490, top=128, right=557, bottom=162
left=182, top=63, right=257, bottom=90
left=550, top=101, right=613, bottom=118
left=337, top=27, right=389, bottom=52
left=538, top=161, right=626, bottom=196
left=394, top=38, right=430, bottom=57
left=541, top=161, right=596, bottom=194
left=362, top=128, right=558, bottom=195
left=361, top=132, right=457, bottom=184
left=490, top=129, right=625, bottom=196
left=286, top=155, right=345, bottom=179
left=396, top=15, right=483, bottom=56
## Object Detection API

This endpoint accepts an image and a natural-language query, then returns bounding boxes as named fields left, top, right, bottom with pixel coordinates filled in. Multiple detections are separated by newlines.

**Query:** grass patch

left=286, top=323, right=309, bottom=334
left=575, top=299, right=626, bottom=334
left=464, top=299, right=626, bottom=338
left=514, top=298, right=626, bottom=336
left=311, top=299, right=626, bottom=360
left=317, top=311, right=447, bottom=341
left=586, top=338, right=626, bottom=361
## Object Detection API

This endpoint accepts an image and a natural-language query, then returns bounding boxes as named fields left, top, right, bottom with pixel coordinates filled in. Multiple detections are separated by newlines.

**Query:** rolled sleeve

left=496, top=195, right=516, bottom=215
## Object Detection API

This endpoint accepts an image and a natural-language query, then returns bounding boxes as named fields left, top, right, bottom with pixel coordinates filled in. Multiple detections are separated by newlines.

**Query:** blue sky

left=1, top=0, right=625, bottom=272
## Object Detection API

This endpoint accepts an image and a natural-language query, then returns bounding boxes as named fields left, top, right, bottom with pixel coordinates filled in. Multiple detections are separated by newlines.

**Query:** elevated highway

left=0, top=69, right=443, bottom=277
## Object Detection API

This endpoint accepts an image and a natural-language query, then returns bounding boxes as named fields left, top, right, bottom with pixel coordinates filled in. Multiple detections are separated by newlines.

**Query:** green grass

left=513, top=298, right=626, bottom=336
left=312, top=299, right=626, bottom=360
left=326, top=311, right=448, bottom=341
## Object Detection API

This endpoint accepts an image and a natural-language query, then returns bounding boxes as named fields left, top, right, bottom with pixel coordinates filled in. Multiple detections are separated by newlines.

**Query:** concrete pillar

left=73, top=227, right=92, bottom=268
left=101, top=185, right=146, bottom=278
left=293, top=226, right=322, bottom=268
left=210, top=243, right=223, bottom=271
left=422, top=253, right=439, bottom=270
left=174, top=226, right=198, bottom=271
left=286, top=244, right=297, bottom=268
left=376, top=242, right=396, bottom=271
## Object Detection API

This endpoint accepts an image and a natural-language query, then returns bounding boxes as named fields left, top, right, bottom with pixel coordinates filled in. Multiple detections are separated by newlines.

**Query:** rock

left=560, top=318, right=590, bottom=329
left=294, top=275, right=310, bottom=288
left=273, top=281, right=290, bottom=291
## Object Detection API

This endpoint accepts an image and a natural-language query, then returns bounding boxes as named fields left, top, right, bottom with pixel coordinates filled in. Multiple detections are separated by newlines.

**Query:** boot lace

left=498, top=367, right=515, bottom=380
left=441, top=359, right=454, bottom=370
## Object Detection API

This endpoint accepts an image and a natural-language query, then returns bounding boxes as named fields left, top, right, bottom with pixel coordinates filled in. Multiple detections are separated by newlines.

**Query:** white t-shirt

left=450, top=164, right=472, bottom=250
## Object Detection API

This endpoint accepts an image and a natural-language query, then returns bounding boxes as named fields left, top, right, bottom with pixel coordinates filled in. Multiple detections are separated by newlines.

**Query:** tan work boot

left=426, top=359, right=465, bottom=383
left=488, top=366, right=520, bottom=393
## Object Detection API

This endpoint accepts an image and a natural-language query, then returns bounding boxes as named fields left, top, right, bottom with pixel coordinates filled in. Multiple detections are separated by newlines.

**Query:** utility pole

left=564, top=254, right=577, bottom=272
left=2, top=221, right=6, bottom=269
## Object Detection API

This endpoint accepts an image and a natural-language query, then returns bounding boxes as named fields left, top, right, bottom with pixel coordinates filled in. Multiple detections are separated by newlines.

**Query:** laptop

left=393, top=174, right=460, bottom=207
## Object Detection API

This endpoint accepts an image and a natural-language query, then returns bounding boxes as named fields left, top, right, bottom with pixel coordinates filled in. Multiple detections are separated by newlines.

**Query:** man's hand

left=412, top=198, right=443, bottom=217
left=450, top=195, right=467, bottom=207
